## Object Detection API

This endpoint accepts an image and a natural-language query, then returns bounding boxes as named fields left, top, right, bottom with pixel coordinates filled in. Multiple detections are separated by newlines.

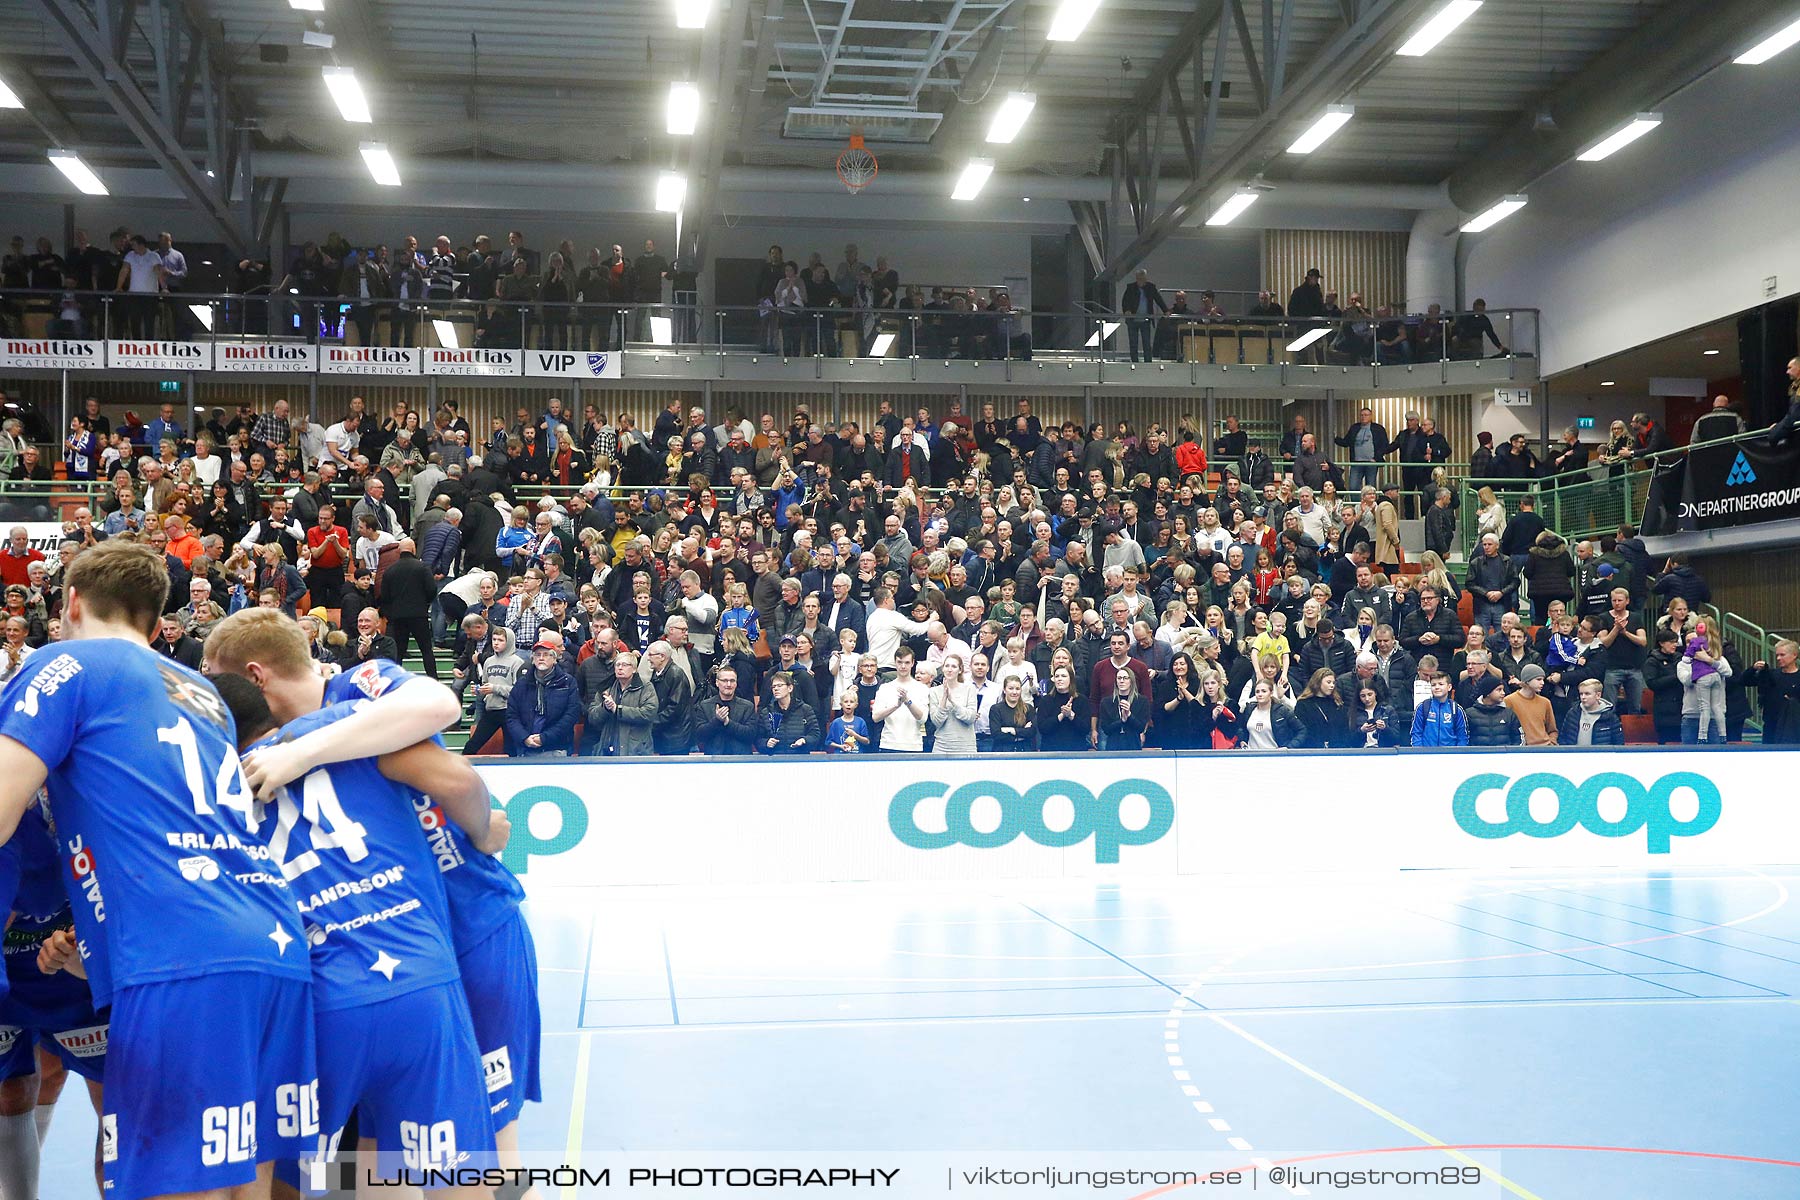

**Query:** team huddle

left=0, top=541, right=541, bottom=1200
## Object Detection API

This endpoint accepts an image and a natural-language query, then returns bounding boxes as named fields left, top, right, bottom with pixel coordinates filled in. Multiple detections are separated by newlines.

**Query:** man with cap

left=1503, top=664, right=1558, bottom=746
left=506, top=630, right=580, bottom=757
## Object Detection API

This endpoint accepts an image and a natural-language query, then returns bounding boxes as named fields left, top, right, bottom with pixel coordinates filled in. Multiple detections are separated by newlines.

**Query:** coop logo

left=889, top=778, right=1174, bottom=863
left=495, top=785, right=589, bottom=875
left=1452, top=771, right=1720, bottom=853
left=1726, top=452, right=1758, bottom=487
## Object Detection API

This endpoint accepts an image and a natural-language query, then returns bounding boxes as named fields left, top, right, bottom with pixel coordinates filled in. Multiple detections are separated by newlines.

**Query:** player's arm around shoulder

left=242, top=673, right=461, bottom=800
left=376, top=741, right=502, bottom=854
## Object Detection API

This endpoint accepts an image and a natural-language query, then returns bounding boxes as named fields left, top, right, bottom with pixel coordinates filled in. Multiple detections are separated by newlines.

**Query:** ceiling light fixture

left=1084, top=321, right=1121, bottom=347
left=1286, top=328, right=1331, bottom=353
left=1047, top=0, right=1102, bottom=42
left=47, top=149, right=108, bottom=195
left=322, top=66, right=371, bottom=123
left=188, top=305, right=215, bottom=332
left=951, top=157, right=994, bottom=201
left=288, top=0, right=325, bottom=10
left=1460, top=193, right=1527, bottom=232
left=1286, top=104, right=1354, bottom=154
left=655, top=171, right=687, bottom=212
left=1601, top=380, right=1616, bottom=387
left=1395, top=0, right=1482, bottom=57
left=1205, top=188, right=1261, bottom=226
left=666, top=82, right=700, bottom=135
left=674, top=0, right=712, bottom=29
left=1736, top=15, right=1800, bottom=64
left=0, top=78, right=22, bottom=109
left=985, top=91, right=1037, bottom=143
left=359, top=141, right=401, bottom=186
left=432, top=320, right=460, bottom=349
left=1703, top=348, right=1721, bottom=356
left=1576, top=112, right=1661, bottom=161
left=868, top=332, right=896, bottom=357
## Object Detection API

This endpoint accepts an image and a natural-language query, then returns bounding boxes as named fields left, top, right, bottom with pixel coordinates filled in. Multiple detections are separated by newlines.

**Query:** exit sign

left=158, top=380, right=181, bottom=392
left=1494, top=387, right=1533, bottom=407
left=1577, top=416, right=1595, bottom=429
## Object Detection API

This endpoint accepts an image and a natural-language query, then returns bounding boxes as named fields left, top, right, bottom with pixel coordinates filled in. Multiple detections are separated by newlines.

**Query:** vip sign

left=321, top=345, right=421, bottom=376
left=213, top=341, right=319, bottom=373
left=106, top=340, right=213, bottom=371
left=525, top=350, right=621, bottom=379
left=423, top=347, right=522, bottom=377
left=0, top=339, right=105, bottom=370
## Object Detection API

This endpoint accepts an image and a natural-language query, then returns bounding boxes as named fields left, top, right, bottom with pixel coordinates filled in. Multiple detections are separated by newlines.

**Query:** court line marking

left=549, top=992, right=1797, bottom=1035
left=560, top=1031, right=593, bottom=1200
left=1202, top=1013, right=1545, bottom=1200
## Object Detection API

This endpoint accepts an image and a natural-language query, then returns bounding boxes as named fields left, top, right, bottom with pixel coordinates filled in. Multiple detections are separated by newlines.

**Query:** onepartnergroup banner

left=0, top=338, right=622, bottom=379
left=469, top=750, right=1800, bottom=887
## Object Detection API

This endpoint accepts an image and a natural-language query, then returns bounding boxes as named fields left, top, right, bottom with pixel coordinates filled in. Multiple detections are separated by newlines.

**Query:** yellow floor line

left=561, top=1031, right=594, bottom=1200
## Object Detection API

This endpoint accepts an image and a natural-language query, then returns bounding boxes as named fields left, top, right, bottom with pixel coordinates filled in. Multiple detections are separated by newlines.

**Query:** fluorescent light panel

left=1084, top=320, right=1121, bottom=347
left=1460, top=193, right=1527, bottom=232
left=951, top=157, right=994, bottom=201
left=1046, top=0, right=1102, bottom=42
left=674, top=0, right=711, bottom=28
left=1736, top=15, right=1800, bottom=64
left=188, top=304, right=215, bottom=331
left=288, top=0, right=324, bottom=10
left=1576, top=112, right=1661, bottom=161
left=0, top=78, right=21, bottom=109
left=1286, top=328, right=1330, bottom=352
left=666, top=82, right=700, bottom=135
left=655, top=171, right=687, bottom=212
left=47, top=149, right=108, bottom=195
left=1287, top=104, right=1354, bottom=154
left=1205, top=188, right=1260, bottom=226
left=1395, top=0, right=1482, bottom=57
left=322, top=67, right=371, bottom=123
left=868, top=332, right=896, bottom=357
left=985, top=91, right=1037, bottom=144
left=359, top=141, right=401, bottom=187
left=648, top=316, right=674, bottom=345
left=432, top=320, right=460, bottom=349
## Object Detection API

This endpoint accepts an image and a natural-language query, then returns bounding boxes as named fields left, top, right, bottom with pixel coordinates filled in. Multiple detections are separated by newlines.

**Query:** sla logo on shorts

left=0, top=1026, right=17, bottom=1054
left=101, top=1114, right=117, bottom=1164
left=482, top=1046, right=513, bottom=1093
left=1452, top=772, right=1721, bottom=853
left=889, top=778, right=1175, bottom=863
left=53, top=1024, right=108, bottom=1059
left=178, top=854, right=221, bottom=882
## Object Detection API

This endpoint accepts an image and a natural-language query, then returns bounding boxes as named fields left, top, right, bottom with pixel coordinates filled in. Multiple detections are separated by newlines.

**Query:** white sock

left=29, top=1106, right=48, bottom=1147
left=0, top=1109, right=40, bottom=1200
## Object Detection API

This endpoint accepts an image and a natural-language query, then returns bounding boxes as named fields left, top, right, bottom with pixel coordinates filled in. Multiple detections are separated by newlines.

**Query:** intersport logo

left=889, top=778, right=1174, bottom=862
left=1452, top=771, right=1720, bottom=853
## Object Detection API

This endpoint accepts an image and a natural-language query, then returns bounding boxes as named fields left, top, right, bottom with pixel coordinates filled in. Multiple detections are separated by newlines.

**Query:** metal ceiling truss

left=29, top=0, right=254, bottom=254
left=770, top=0, right=1014, bottom=105
left=1098, top=0, right=1439, bottom=282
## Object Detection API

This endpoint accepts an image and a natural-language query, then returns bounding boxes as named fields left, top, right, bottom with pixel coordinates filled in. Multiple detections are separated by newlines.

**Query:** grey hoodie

left=479, top=626, right=526, bottom=711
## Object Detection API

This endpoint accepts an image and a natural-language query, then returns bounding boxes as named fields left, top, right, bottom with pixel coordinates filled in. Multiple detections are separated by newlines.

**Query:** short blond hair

left=205, top=608, right=313, bottom=679
left=65, top=541, right=167, bottom=636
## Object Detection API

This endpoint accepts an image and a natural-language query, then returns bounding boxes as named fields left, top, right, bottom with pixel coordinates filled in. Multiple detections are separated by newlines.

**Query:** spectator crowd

left=3, top=385, right=1794, bottom=758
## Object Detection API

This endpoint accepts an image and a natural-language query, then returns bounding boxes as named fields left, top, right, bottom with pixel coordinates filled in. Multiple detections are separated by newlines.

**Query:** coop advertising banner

left=105, top=340, right=213, bottom=371
left=0, top=339, right=105, bottom=370
left=524, top=349, right=622, bottom=379
left=320, top=345, right=421, bottom=376
left=422, top=347, right=523, bottom=376
left=212, top=340, right=319, bottom=373
left=1675, top=435, right=1800, bottom=530
left=472, top=749, right=1800, bottom=887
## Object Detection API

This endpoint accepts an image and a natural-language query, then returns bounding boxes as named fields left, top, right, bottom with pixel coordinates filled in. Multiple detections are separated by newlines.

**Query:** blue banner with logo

left=1673, top=435, right=1800, bottom=531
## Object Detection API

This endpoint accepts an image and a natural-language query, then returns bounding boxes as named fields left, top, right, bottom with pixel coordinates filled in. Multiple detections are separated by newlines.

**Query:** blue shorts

left=291, top=981, right=495, bottom=1188
left=459, top=909, right=542, bottom=1126
left=104, top=971, right=317, bottom=1200
left=0, top=1009, right=108, bottom=1084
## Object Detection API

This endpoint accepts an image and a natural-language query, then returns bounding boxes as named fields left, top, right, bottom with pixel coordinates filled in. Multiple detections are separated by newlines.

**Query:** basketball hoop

left=836, top=133, right=878, bottom=194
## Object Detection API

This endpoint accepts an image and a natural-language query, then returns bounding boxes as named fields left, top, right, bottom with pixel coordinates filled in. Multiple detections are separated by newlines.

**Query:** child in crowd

left=1681, top=620, right=1728, bottom=743
left=827, top=692, right=870, bottom=753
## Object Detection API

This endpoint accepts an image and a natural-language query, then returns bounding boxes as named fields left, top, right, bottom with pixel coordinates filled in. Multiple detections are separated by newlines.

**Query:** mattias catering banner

left=1673, top=436, right=1800, bottom=531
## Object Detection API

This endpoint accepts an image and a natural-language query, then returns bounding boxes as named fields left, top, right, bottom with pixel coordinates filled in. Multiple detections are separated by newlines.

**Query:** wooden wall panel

left=1262, top=230, right=1409, bottom=311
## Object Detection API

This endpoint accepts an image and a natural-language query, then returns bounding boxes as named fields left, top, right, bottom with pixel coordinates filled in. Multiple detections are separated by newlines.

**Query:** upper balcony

left=0, top=290, right=1540, bottom=396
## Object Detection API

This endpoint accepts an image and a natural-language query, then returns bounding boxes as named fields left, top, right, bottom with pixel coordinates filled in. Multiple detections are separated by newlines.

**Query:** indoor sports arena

left=0, top=0, right=1798, bottom=1198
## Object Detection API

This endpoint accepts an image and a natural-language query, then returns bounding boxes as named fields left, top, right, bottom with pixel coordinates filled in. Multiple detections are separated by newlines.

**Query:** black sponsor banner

left=1672, top=436, right=1800, bottom=532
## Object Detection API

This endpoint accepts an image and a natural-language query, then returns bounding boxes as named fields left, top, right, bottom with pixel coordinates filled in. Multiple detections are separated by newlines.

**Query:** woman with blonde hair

left=1475, top=485, right=1507, bottom=540
left=1420, top=550, right=1460, bottom=604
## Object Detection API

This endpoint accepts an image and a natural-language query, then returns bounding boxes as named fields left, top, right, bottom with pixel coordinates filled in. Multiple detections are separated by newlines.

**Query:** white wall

left=1476, top=387, right=1663, bottom=445
left=1463, top=51, right=1800, bottom=377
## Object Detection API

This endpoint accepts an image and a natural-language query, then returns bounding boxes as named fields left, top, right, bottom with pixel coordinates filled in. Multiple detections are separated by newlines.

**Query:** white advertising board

left=0, top=339, right=105, bottom=370
left=105, top=340, right=213, bottom=371
left=319, top=345, right=421, bottom=376
left=523, top=349, right=622, bottom=379
left=471, top=750, right=1800, bottom=886
left=423, top=348, right=523, bottom=377
left=211, top=341, right=319, bottom=373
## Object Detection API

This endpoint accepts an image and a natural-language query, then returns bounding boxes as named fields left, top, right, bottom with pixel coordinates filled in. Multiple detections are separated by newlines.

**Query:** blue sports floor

left=41, top=867, right=1800, bottom=1197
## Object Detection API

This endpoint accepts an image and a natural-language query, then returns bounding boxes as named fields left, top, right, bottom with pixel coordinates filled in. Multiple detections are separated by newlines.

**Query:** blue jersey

left=255, top=703, right=460, bottom=1012
left=322, top=662, right=525, bottom=952
left=0, top=640, right=306, bottom=1007
left=3, top=806, right=90, bottom=1025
